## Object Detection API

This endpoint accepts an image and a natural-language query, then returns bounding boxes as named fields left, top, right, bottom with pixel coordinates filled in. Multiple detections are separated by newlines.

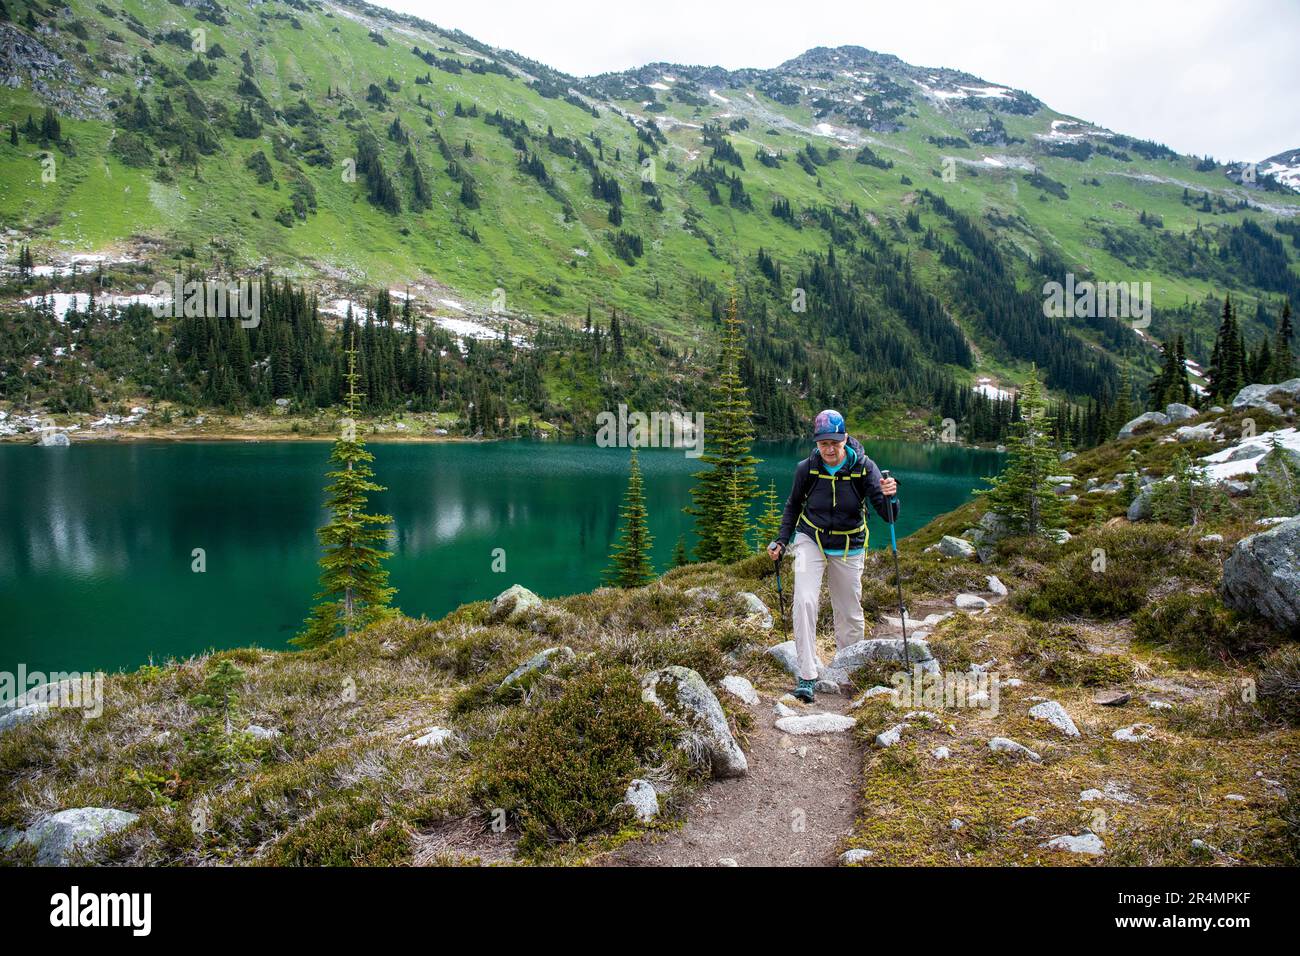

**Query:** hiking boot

left=792, top=678, right=817, bottom=703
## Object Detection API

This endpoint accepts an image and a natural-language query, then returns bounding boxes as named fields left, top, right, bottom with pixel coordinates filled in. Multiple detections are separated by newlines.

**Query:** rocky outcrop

left=1221, top=516, right=1300, bottom=635
left=1164, top=403, right=1198, bottom=422
left=641, top=666, right=747, bottom=778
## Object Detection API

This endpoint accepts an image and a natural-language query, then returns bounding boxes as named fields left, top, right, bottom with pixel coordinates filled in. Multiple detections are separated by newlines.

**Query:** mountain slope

left=2, top=0, right=1298, bottom=438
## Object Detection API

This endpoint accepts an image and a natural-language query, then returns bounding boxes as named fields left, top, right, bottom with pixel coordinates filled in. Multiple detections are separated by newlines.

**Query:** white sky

left=362, top=0, right=1298, bottom=163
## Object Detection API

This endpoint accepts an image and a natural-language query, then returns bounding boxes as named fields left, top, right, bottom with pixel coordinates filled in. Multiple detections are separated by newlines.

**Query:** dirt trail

left=601, top=594, right=979, bottom=867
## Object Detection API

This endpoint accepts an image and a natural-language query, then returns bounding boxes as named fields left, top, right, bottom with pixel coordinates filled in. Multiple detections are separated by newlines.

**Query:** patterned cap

left=812, top=409, right=847, bottom=441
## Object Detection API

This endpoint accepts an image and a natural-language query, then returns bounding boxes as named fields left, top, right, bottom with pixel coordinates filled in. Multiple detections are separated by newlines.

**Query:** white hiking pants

left=789, top=530, right=866, bottom=681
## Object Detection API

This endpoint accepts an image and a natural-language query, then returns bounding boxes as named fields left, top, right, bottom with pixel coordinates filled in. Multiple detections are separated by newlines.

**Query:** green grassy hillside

left=2, top=0, right=1298, bottom=438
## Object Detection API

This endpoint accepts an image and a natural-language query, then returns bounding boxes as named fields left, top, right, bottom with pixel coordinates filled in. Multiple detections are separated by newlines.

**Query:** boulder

left=931, top=746, right=951, bottom=760
left=831, top=637, right=938, bottom=675
left=641, top=666, right=747, bottom=778
left=498, top=646, right=575, bottom=692
left=487, top=584, right=543, bottom=623
left=775, top=713, right=856, bottom=735
left=624, top=779, right=658, bottom=823
left=736, top=591, right=773, bottom=629
left=1059, top=451, right=1077, bottom=462
left=0, top=703, right=52, bottom=734
left=1118, top=411, right=1169, bottom=439
left=972, top=510, right=1010, bottom=547
left=1164, top=403, right=1198, bottom=422
left=1232, top=379, right=1300, bottom=413
left=937, top=535, right=976, bottom=559
left=1028, top=700, right=1081, bottom=737
left=955, top=593, right=989, bottom=611
left=1221, top=517, right=1300, bottom=635
left=719, top=675, right=760, bottom=706
left=839, top=848, right=874, bottom=864
left=1175, top=424, right=1216, bottom=442
left=986, top=575, right=1008, bottom=597
left=765, top=641, right=811, bottom=678
left=6, top=808, right=138, bottom=865
left=1127, top=487, right=1153, bottom=521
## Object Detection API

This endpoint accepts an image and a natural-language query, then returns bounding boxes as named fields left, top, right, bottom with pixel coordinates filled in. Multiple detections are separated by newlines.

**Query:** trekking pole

left=773, top=549, right=788, bottom=639
left=881, top=470, right=910, bottom=670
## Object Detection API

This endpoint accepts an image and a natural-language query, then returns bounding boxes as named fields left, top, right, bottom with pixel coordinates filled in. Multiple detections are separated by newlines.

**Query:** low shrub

left=1133, top=592, right=1280, bottom=666
left=472, top=665, right=675, bottom=858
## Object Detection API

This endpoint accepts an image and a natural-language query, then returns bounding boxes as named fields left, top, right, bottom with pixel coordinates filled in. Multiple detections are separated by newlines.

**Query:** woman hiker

left=766, top=409, right=899, bottom=703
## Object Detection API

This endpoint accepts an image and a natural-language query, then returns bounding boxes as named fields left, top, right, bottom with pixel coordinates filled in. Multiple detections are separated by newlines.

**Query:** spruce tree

left=295, top=341, right=397, bottom=647
left=1207, top=296, right=1243, bottom=400
left=685, top=294, right=758, bottom=561
left=978, top=366, right=1064, bottom=540
left=604, top=449, right=654, bottom=588
left=755, top=479, right=782, bottom=552
left=671, top=534, right=689, bottom=568
left=1270, top=301, right=1294, bottom=382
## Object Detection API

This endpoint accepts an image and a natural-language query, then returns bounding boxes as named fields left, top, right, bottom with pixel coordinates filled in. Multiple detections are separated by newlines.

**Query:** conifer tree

left=755, top=479, right=782, bottom=552
left=1270, top=301, right=1294, bottom=382
left=1207, top=296, right=1244, bottom=400
left=685, top=294, right=758, bottom=561
left=671, top=534, right=689, bottom=568
left=295, top=340, right=397, bottom=647
left=978, top=366, right=1064, bottom=540
left=604, top=449, right=655, bottom=587
left=716, top=469, right=752, bottom=563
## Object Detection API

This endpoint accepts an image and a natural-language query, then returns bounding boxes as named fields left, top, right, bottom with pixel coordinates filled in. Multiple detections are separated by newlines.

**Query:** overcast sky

left=367, top=0, right=1297, bottom=162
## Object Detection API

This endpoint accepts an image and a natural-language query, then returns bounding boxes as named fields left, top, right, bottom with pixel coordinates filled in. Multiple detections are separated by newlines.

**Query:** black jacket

left=775, top=436, right=899, bottom=551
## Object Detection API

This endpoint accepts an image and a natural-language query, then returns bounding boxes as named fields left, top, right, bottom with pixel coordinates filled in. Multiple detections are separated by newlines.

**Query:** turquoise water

left=0, top=439, right=1002, bottom=675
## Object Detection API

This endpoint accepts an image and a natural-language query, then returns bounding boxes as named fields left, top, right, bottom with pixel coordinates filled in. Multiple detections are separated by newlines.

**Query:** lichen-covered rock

left=719, top=674, right=760, bottom=706
left=937, top=535, right=976, bottom=559
left=1040, top=832, right=1105, bottom=856
left=1232, top=379, right=1300, bottom=413
left=624, top=779, right=658, bottom=823
left=830, top=637, right=938, bottom=675
left=840, top=848, right=874, bottom=864
left=487, top=584, right=543, bottom=623
left=1112, top=723, right=1155, bottom=742
left=498, top=646, right=575, bottom=692
left=735, top=591, right=773, bottom=629
left=6, top=808, right=138, bottom=865
left=1221, top=516, right=1300, bottom=636
left=0, top=702, right=51, bottom=734
left=988, top=736, right=1041, bottom=761
left=1175, top=424, right=1216, bottom=442
left=1164, top=403, right=1198, bottom=422
left=986, top=575, right=1008, bottom=596
left=1028, top=700, right=1081, bottom=737
left=641, top=666, right=747, bottom=779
